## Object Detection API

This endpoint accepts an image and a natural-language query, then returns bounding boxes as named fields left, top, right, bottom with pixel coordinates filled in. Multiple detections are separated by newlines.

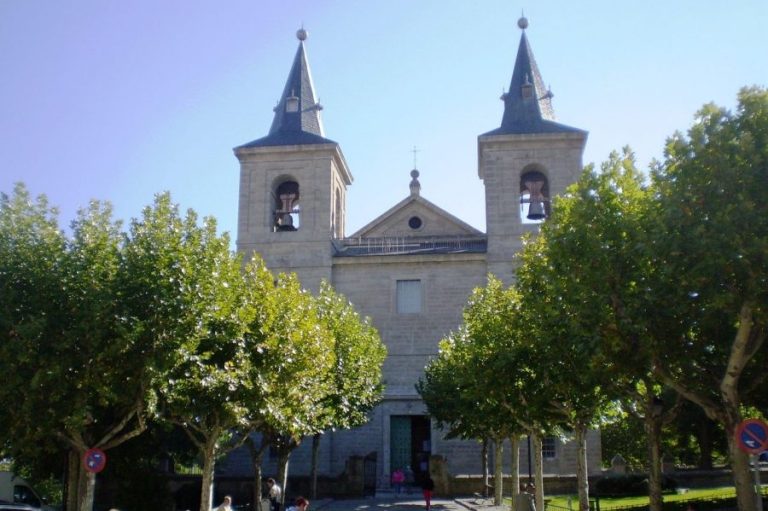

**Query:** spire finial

left=518, top=12, right=529, bottom=30
left=410, top=169, right=421, bottom=196
left=412, top=145, right=420, bottom=169
left=296, top=25, right=308, bottom=41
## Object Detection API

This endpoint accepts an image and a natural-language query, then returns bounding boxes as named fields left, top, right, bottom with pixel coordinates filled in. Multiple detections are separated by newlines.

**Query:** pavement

left=311, top=494, right=509, bottom=511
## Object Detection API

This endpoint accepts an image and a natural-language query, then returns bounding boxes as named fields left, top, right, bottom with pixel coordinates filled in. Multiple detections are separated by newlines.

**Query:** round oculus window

left=408, top=216, right=423, bottom=230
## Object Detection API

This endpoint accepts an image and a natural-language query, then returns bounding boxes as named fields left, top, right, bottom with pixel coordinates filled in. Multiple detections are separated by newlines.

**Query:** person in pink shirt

left=391, top=468, right=405, bottom=494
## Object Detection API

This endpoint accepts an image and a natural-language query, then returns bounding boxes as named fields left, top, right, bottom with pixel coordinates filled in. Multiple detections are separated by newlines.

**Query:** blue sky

left=1, top=1, right=766, bottom=238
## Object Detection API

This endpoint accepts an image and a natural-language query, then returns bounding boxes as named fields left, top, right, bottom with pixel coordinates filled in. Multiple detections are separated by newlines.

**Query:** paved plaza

left=312, top=495, right=506, bottom=511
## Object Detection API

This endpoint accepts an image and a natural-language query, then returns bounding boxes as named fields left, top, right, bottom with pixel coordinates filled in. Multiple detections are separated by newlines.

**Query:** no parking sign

left=736, top=418, right=768, bottom=455
left=83, top=447, right=107, bottom=473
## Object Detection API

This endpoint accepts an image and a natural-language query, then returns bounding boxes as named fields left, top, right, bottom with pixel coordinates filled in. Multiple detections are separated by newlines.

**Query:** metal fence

left=334, top=236, right=487, bottom=256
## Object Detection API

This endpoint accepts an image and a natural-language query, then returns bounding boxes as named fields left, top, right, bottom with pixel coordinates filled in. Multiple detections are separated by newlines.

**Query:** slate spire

left=240, top=28, right=336, bottom=148
left=484, top=17, right=582, bottom=136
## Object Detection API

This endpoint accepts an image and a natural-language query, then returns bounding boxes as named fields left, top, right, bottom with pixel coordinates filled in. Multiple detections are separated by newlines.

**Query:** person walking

left=285, top=496, right=310, bottom=511
left=216, top=495, right=233, bottom=511
left=404, top=465, right=415, bottom=493
left=267, top=478, right=282, bottom=511
left=421, top=476, right=435, bottom=511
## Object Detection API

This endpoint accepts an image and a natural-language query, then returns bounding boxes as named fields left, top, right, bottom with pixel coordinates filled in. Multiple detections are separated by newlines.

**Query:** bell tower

left=235, top=29, right=352, bottom=291
left=478, top=16, right=587, bottom=284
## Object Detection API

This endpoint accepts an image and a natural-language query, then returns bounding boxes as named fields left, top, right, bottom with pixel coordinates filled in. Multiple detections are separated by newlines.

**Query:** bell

left=527, top=199, right=546, bottom=220
left=523, top=178, right=547, bottom=220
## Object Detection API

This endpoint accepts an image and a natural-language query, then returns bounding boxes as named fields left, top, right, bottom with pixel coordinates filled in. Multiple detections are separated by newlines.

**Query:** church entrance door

left=390, top=415, right=431, bottom=487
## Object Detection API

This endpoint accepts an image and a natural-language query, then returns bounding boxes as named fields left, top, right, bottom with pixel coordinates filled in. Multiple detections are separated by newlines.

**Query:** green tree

left=419, top=327, right=510, bottom=503
left=649, top=87, right=768, bottom=511
left=418, top=326, right=499, bottom=495
left=240, top=267, right=335, bottom=506
left=602, top=396, right=726, bottom=472
left=513, top=155, right=651, bottom=511
left=121, top=193, right=255, bottom=511
left=0, top=185, right=153, bottom=511
left=308, top=282, right=386, bottom=497
left=418, top=327, right=496, bottom=443
left=419, top=277, right=532, bottom=505
left=462, top=278, right=544, bottom=504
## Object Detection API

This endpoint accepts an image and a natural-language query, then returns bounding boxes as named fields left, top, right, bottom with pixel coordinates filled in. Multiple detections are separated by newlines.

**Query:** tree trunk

left=493, top=438, right=504, bottom=505
left=278, top=448, right=291, bottom=507
left=310, top=433, right=321, bottom=499
left=253, top=456, right=264, bottom=511
left=720, top=307, right=762, bottom=511
left=651, top=303, right=766, bottom=511
left=248, top=435, right=269, bottom=511
left=482, top=438, right=490, bottom=497
left=510, top=435, right=521, bottom=511
left=199, top=440, right=218, bottom=511
left=574, top=424, right=590, bottom=511
left=645, top=401, right=664, bottom=511
left=67, top=449, right=81, bottom=511
left=726, top=421, right=759, bottom=511
left=76, top=455, right=88, bottom=511
left=531, top=433, right=544, bottom=511
left=79, top=471, right=96, bottom=511
left=509, top=436, right=520, bottom=500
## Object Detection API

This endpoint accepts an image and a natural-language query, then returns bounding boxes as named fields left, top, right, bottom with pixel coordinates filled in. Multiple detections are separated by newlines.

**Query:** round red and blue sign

left=83, top=448, right=107, bottom=473
left=736, top=418, right=768, bottom=455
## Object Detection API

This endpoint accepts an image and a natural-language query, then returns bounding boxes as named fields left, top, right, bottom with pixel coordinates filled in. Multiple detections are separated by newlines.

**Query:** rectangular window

left=541, top=436, right=556, bottom=459
left=396, top=279, right=422, bottom=314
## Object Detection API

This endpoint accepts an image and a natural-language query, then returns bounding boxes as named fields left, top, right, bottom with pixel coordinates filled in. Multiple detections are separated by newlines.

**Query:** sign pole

left=735, top=419, right=768, bottom=511
left=753, top=454, right=764, bottom=511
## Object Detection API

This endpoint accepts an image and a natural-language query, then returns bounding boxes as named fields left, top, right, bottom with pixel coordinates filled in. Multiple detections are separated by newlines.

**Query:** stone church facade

left=230, top=20, right=601, bottom=489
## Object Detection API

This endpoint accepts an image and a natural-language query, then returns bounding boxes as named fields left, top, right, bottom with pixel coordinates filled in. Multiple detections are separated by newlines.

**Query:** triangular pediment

left=350, top=195, right=483, bottom=238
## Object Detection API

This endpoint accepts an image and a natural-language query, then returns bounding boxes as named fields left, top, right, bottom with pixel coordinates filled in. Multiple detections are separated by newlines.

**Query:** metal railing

left=334, top=236, right=487, bottom=257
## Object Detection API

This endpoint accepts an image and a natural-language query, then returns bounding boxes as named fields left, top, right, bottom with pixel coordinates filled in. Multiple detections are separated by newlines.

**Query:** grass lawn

left=543, top=487, right=740, bottom=510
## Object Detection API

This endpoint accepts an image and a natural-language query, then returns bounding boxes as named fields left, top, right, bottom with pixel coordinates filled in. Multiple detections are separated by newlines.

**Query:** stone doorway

left=390, top=415, right=431, bottom=486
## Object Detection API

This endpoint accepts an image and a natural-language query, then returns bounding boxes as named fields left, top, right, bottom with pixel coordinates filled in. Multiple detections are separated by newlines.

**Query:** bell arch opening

left=519, top=168, right=550, bottom=223
left=273, top=178, right=301, bottom=231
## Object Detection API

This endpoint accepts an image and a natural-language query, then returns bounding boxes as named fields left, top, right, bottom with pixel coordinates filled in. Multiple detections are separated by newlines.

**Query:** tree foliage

left=647, top=86, right=768, bottom=510
left=0, top=185, right=154, bottom=511
left=121, top=193, right=259, bottom=511
left=418, top=277, right=528, bottom=443
left=512, top=154, right=647, bottom=511
left=314, top=282, right=386, bottom=431
left=420, top=87, right=768, bottom=511
left=0, top=186, right=387, bottom=511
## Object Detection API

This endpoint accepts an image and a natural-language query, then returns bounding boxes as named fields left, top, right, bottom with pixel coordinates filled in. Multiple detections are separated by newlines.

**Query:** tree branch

left=97, top=398, right=147, bottom=449
left=721, top=303, right=759, bottom=397
left=56, top=432, right=87, bottom=452
left=652, top=357, right=723, bottom=422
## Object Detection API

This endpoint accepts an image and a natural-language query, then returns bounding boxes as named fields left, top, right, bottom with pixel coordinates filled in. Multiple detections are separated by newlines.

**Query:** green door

left=390, top=416, right=412, bottom=474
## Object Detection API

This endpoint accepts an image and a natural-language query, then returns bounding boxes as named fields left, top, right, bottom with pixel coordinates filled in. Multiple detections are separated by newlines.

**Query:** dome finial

left=518, top=11, right=529, bottom=30
left=410, top=169, right=421, bottom=196
left=296, top=25, right=308, bottom=41
left=410, top=146, right=422, bottom=196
